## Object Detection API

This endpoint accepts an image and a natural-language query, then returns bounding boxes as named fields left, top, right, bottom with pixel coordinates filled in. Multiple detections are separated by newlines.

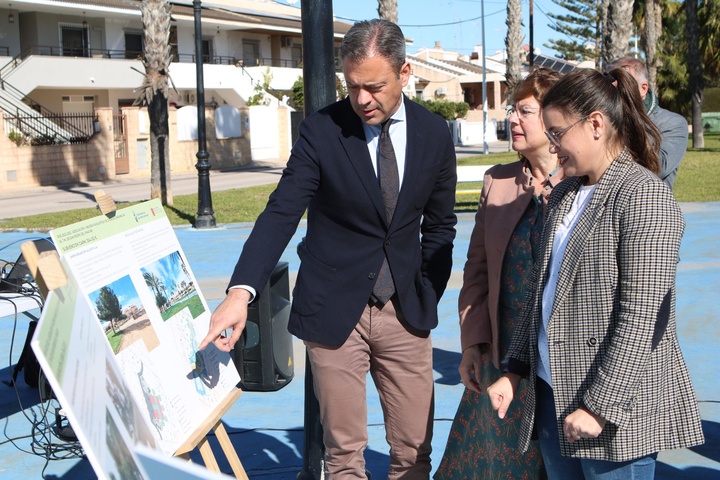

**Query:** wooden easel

left=21, top=238, right=67, bottom=297
left=174, top=387, right=248, bottom=480
left=24, top=190, right=249, bottom=480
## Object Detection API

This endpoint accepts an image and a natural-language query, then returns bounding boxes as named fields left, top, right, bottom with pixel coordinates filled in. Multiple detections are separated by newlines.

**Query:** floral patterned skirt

left=434, top=360, right=545, bottom=480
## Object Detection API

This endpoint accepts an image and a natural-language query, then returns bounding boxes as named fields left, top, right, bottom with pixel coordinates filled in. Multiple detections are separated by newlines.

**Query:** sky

left=274, top=0, right=567, bottom=58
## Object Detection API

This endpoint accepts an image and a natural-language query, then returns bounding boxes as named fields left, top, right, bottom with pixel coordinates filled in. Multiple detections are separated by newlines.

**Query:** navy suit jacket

left=228, top=96, right=457, bottom=346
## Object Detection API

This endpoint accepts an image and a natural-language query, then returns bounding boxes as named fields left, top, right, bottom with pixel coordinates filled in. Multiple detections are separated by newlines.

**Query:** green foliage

left=413, top=98, right=470, bottom=120
left=291, top=76, right=304, bottom=110
left=29, top=134, right=60, bottom=146
left=95, top=286, right=126, bottom=323
left=704, top=88, right=720, bottom=111
left=7, top=130, right=26, bottom=146
left=247, top=67, right=273, bottom=106
left=544, top=0, right=600, bottom=62
left=656, top=1, right=690, bottom=116
left=290, top=75, right=348, bottom=111
left=700, top=0, right=720, bottom=84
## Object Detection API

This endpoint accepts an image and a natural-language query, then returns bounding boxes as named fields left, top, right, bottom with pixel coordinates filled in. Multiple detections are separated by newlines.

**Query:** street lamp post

left=193, top=0, right=216, bottom=229
left=296, top=2, right=335, bottom=478
left=481, top=0, right=489, bottom=155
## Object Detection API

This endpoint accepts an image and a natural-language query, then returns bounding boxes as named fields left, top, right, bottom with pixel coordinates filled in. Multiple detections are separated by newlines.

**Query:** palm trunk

left=604, top=0, right=634, bottom=65
left=377, top=0, right=398, bottom=23
left=139, top=0, right=173, bottom=206
left=644, top=0, right=661, bottom=93
left=149, top=91, right=172, bottom=205
left=686, top=0, right=704, bottom=148
left=505, top=0, right=523, bottom=98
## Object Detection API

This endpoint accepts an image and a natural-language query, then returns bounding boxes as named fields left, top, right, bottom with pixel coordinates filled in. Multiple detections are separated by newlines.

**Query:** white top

left=537, top=184, right=597, bottom=387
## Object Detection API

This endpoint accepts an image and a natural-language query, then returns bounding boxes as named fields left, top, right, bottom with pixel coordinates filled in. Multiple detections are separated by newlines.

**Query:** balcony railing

left=2, top=111, right=96, bottom=146
left=0, top=45, right=339, bottom=74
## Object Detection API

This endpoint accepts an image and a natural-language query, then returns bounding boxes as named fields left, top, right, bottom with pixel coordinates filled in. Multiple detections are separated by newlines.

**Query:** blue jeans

left=535, top=378, right=657, bottom=480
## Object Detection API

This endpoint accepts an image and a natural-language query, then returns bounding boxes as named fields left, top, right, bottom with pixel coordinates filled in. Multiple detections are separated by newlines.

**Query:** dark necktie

left=372, top=119, right=399, bottom=303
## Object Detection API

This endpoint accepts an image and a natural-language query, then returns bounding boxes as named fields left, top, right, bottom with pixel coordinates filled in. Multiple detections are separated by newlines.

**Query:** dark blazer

left=228, top=96, right=457, bottom=346
left=505, top=151, right=704, bottom=461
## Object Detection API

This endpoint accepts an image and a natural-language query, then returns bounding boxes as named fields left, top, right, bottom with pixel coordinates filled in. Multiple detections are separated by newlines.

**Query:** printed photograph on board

left=89, top=275, right=160, bottom=355
left=140, top=251, right=204, bottom=322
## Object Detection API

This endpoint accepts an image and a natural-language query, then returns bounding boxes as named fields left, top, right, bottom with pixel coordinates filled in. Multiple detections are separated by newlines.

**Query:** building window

left=242, top=40, right=260, bottom=66
left=169, top=26, right=178, bottom=62
left=60, top=23, right=89, bottom=57
left=291, top=44, right=302, bottom=68
left=202, top=38, right=213, bottom=63
left=464, top=88, right=473, bottom=104
left=415, top=90, right=424, bottom=100
left=125, top=31, right=143, bottom=59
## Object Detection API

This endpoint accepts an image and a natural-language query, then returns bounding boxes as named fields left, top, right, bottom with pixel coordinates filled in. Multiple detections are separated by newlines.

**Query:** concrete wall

left=0, top=107, right=115, bottom=194
left=0, top=102, right=292, bottom=194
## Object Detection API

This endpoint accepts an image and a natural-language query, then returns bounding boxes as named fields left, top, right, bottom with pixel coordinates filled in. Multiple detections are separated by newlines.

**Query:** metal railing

left=3, top=111, right=96, bottom=145
left=0, top=80, right=92, bottom=139
left=0, top=45, right=340, bottom=78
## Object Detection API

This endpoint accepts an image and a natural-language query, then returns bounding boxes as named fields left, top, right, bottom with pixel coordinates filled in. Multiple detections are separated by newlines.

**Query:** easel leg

left=198, top=437, right=221, bottom=472
left=215, top=422, right=249, bottom=480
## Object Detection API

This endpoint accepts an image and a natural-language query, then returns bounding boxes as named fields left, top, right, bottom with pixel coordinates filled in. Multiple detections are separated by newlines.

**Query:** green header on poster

left=52, top=199, right=167, bottom=253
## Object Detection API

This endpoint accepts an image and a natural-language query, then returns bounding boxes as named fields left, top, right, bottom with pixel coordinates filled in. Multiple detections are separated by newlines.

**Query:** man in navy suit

left=200, top=19, right=457, bottom=479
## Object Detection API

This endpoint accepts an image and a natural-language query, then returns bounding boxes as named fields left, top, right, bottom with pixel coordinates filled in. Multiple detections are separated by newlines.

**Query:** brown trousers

left=305, top=299, right=434, bottom=479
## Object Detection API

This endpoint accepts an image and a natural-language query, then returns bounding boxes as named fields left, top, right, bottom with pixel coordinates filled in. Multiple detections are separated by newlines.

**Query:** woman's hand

left=458, top=344, right=484, bottom=393
left=563, top=407, right=606, bottom=443
left=487, top=373, right=521, bottom=419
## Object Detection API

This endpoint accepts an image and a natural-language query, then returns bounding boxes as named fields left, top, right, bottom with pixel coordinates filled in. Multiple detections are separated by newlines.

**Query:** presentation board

left=31, top=199, right=239, bottom=479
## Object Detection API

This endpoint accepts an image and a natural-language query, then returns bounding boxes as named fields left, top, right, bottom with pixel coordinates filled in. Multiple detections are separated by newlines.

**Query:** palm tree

left=686, top=0, right=704, bottom=148
left=545, top=0, right=600, bottom=62
left=644, top=0, right=662, bottom=93
left=377, top=0, right=398, bottom=23
left=700, top=0, right=720, bottom=87
left=603, top=0, right=633, bottom=66
left=143, top=271, right=168, bottom=310
left=598, top=0, right=610, bottom=69
left=137, top=0, right=173, bottom=206
left=505, top=0, right=523, bottom=98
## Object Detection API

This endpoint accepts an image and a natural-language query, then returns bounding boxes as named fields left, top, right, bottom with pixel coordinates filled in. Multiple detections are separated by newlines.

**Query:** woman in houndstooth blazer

left=487, top=67, right=704, bottom=479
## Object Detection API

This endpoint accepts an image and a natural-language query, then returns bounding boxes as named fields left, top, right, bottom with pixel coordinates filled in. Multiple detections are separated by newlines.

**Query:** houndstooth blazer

left=504, top=150, right=705, bottom=462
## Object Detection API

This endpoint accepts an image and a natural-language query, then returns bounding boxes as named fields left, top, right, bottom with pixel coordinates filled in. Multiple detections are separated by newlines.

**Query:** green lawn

left=1, top=134, right=718, bottom=230
left=160, top=292, right=206, bottom=321
left=106, top=328, right=124, bottom=354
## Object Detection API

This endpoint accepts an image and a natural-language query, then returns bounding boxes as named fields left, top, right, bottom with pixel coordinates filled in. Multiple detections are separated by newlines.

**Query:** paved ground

left=0, top=142, right=513, bottom=221
left=0, top=143, right=717, bottom=480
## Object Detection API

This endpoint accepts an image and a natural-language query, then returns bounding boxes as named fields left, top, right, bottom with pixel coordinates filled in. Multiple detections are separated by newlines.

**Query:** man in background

left=609, top=57, right=689, bottom=189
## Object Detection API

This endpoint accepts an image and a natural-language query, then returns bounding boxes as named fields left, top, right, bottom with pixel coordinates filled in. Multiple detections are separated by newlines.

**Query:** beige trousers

left=305, top=298, right=434, bottom=479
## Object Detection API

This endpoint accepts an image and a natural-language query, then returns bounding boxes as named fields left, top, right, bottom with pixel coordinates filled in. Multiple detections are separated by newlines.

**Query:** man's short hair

left=340, top=19, right=406, bottom=74
left=608, top=57, right=648, bottom=84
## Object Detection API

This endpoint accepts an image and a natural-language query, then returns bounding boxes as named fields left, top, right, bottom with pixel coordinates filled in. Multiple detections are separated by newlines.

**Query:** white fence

left=450, top=119, right=498, bottom=146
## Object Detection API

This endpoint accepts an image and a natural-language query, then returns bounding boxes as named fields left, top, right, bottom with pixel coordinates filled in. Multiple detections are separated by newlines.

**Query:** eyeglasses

left=506, top=104, right=539, bottom=119
left=544, top=116, right=588, bottom=148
